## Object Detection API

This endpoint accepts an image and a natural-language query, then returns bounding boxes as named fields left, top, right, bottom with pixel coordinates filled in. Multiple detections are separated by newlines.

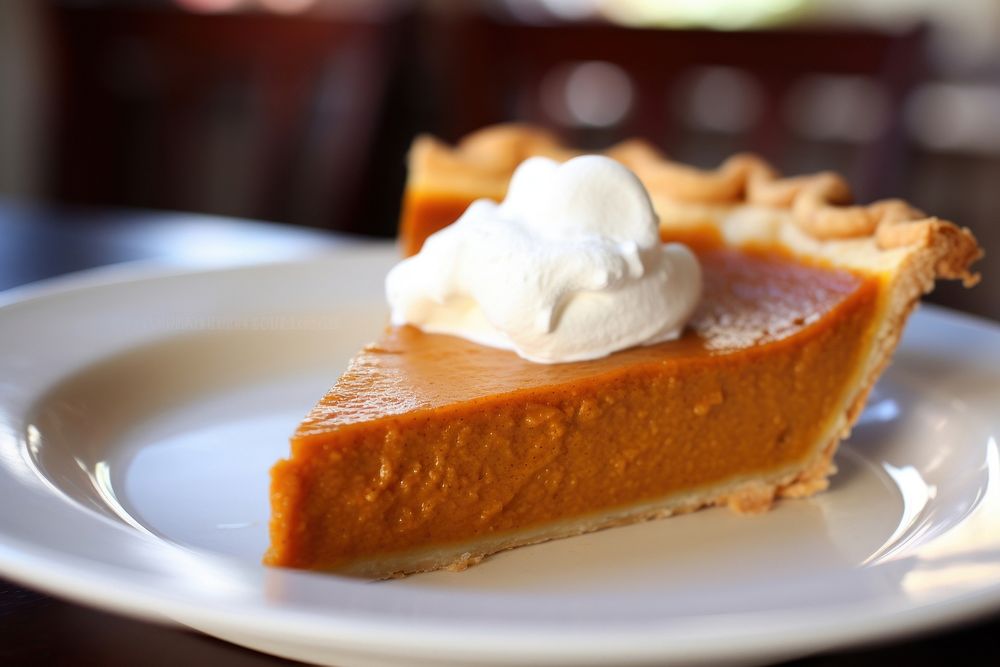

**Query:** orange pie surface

left=266, top=126, right=981, bottom=578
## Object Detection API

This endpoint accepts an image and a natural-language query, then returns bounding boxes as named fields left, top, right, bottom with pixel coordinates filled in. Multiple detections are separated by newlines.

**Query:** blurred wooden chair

left=430, top=14, right=927, bottom=201
left=43, top=3, right=403, bottom=230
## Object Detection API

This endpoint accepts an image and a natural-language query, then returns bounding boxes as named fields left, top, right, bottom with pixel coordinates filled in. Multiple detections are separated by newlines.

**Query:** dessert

left=266, top=126, right=981, bottom=578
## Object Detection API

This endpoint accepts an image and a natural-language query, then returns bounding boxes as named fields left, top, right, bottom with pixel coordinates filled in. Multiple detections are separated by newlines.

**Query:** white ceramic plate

left=1, top=243, right=998, bottom=667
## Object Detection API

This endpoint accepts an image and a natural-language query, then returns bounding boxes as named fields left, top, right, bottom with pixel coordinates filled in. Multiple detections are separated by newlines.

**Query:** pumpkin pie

left=266, top=125, right=981, bottom=578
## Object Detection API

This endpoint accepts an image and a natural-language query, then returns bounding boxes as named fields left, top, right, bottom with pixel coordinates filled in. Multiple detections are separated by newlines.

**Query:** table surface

left=0, top=199, right=997, bottom=666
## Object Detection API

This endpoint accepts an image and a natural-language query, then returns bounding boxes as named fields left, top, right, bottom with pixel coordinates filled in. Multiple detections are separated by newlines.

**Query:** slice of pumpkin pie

left=265, top=126, right=981, bottom=578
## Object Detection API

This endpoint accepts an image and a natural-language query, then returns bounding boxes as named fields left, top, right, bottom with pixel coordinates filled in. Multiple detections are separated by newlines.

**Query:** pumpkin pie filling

left=267, top=245, right=880, bottom=573
left=266, top=126, right=981, bottom=578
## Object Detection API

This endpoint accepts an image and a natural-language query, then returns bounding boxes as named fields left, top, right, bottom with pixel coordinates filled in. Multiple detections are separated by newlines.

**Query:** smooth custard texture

left=266, top=249, right=879, bottom=571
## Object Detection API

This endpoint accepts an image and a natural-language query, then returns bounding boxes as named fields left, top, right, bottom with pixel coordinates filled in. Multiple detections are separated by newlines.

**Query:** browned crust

left=339, top=125, right=983, bottom=579
left=410, top=124, right=982, bottom=285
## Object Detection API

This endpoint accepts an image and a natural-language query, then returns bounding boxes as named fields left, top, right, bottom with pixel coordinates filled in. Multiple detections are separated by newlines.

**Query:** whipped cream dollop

left=385, top=155, right=702, bottom=364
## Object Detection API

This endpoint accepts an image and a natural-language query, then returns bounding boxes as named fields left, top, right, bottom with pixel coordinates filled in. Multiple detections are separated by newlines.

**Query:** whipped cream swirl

left=385, top=155, right=702, bottom=364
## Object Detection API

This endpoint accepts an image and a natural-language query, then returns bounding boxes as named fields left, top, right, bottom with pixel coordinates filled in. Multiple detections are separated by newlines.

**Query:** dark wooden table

left=0, top=200, right=997, bottom=666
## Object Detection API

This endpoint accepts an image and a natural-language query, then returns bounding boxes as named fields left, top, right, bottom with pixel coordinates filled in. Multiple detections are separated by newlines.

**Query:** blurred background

left=0, top=0, right=997, bottom=317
